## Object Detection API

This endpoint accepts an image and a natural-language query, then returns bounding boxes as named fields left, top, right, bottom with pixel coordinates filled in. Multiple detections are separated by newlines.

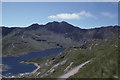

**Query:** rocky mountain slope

left=22, top=34, right=119, bottom=78
left=2, top=21, right=119, bottom=56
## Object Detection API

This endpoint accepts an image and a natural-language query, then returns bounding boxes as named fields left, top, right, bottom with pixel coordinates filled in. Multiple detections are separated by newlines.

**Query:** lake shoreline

left=2, top=48, right=65, bottom=78
left=20, top=61, right=40, bottom=73
left=2, top=61, right=40, bottom=78
left=2, top=47, right=65, bottom=57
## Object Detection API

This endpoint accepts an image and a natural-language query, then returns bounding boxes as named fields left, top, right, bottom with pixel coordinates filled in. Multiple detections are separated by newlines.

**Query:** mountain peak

left=29, top=23, right=40, bottom=27
left=46, top=21, right=69, bottom=25
left=28, top=23, right=41, bottom=30
left=61, top=21, right=68, bottom=24
left=46, top=21, right=59, bottom=25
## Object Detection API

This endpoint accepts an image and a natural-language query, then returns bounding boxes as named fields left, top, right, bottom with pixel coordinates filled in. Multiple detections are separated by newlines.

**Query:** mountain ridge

left=1, top=21, right=118, bottom=29
left=2, top=21, right=120, bottom=55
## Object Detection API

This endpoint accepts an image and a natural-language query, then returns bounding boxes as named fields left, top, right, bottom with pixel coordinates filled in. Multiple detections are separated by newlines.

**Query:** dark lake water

left=2, top=48, right=65, bottom=76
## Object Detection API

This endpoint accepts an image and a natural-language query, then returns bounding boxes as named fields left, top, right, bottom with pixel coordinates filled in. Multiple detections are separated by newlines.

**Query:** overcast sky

left=2, top=2, right=118, bottom=28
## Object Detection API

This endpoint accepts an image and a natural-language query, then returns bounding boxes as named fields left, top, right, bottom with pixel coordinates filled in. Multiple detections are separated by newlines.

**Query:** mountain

left=23, top=34, right=119, bottom=78
left=2, top=21, right=120, bottom=56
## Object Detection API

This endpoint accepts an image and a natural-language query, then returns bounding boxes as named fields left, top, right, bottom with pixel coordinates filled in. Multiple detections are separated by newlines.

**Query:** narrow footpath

left=58, top=59, right=92, bottom=79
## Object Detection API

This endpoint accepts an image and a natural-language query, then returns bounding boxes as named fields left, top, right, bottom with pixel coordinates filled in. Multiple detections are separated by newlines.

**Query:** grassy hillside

left=23, top=34, right=118, bottom=78
left=69, top=35, right=119, bottom=78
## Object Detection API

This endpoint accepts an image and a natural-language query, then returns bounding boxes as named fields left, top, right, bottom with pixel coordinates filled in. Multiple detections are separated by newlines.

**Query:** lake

left=2, top=48, right=65, bottom=76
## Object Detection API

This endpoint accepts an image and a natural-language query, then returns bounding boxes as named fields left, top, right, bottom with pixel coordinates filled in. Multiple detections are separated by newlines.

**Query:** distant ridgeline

left=1, top=21, right=120, bottom=55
